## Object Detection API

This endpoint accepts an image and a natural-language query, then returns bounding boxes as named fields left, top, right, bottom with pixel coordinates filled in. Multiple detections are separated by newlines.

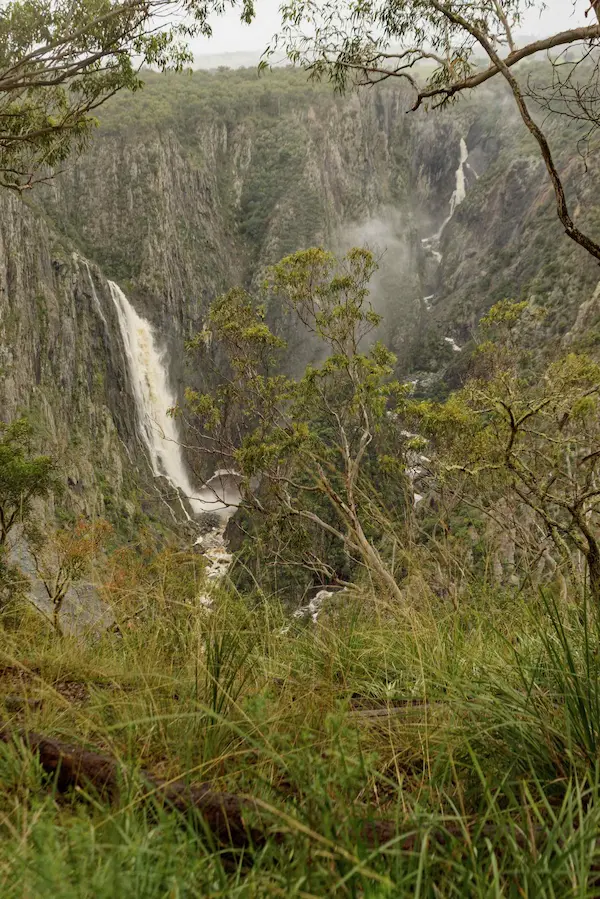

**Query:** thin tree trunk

left=350, top=513, right=404, bottom=604
left=585, top=543, right=600, bottom=607
left=52, top=590, right=66, bottom=636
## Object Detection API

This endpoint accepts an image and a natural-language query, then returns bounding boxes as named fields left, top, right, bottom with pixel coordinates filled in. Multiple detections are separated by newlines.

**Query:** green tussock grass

left=1, top=583, right=600, bottom=897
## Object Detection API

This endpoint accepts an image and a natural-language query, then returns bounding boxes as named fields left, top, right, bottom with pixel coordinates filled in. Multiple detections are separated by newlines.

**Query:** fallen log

left=0, top=725, right=261, bottom=847
left=348, top=705, right=431, bottom=720
left=0, top=725, right=409, bottom=849
left=0, top=724, right=540, bottom=854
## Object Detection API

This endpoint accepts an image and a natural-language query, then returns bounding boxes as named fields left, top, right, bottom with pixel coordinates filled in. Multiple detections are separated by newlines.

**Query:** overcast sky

left=190, top=0, right=589, bottom=57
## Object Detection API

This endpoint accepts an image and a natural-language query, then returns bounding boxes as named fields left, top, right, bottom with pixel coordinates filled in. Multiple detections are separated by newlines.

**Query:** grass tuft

left=2, top=584, right=600, bottom=895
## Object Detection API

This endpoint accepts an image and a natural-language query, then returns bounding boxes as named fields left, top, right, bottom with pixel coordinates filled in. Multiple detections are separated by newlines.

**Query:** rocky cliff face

left=42, top=78, right=423, bottom=347
left=1, top=68, right=599, bottom=520
left=0, top=193, right=126, bottom=514
left=0, top=191, right=188, bottom=531
left=414, top=84, right=600, bottom=379
left=34, top=73, right=431, bottom=453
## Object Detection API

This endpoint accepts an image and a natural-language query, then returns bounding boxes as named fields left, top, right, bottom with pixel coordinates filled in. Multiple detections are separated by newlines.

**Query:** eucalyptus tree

left=269, top=0, right=600, bottom=262
left=0, top=0, right=254, bottom=189
left=412, top=301, right=600, bottom=605
left=184, top=248, right=412, bottom=601
left=30, top=518, right=111, bottom=634
left=0, top=418, right=56, bottom=547
left=0, top=418, right=57, bottom=606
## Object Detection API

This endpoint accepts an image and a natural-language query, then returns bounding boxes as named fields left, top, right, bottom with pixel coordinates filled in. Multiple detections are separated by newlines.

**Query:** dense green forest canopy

left=0, top=0, right=260, bottom=189
left=95, top=65, right=337, bottom=134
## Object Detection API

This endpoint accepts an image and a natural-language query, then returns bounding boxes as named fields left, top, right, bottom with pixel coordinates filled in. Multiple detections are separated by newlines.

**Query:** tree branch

left=410, top=23, right=600, bottom=111
left=426, top=0, right=600, bottom=262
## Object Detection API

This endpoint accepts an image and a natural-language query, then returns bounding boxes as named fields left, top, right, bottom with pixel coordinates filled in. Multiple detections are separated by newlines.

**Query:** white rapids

left=444, top=336, right=462, bottom=353
left=449, top=137, right=469, bottom=216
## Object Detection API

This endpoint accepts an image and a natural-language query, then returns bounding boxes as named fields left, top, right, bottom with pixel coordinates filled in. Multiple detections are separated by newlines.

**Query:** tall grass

left=1, top=583, right=600, bottom=896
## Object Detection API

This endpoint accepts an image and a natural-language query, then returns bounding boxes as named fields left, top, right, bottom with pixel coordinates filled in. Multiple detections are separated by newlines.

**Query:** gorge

left=3, top=67, right=599, bottom=539
left=0, top=59, right=598, bottom=619
left=5, top=4, right=600, bottom=887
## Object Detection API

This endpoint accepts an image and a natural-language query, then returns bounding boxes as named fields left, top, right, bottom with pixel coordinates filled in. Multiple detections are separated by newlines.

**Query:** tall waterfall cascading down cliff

left=448, top=137, right=469, bottom=218
left=421, top=137, right=470, bottom=276
left=421, top=138, right=470, bottom=266
left=434, top=138, right=469, bottom=243
left=107, top=281, right=235, bottom=517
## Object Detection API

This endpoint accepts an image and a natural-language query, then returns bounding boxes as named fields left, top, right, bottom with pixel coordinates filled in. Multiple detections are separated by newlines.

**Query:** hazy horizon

left=190, top=0, right=588, bottom=60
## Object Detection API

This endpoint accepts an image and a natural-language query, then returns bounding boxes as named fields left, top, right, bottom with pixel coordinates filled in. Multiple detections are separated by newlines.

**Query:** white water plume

left=194, top=470, right=243, bottom=519
left=450, top=138, right=469, bottom=213
left=434, top=137, right=469, bottom=241
left=421, top=137, right=470, bottom=263
left=108, top=281, right=238, bottom=518
left=338, top=207, right=414, bottom=329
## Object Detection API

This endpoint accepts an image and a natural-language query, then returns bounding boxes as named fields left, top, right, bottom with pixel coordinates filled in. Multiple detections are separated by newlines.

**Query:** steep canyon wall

left=1, top=68, right=599, bottom=519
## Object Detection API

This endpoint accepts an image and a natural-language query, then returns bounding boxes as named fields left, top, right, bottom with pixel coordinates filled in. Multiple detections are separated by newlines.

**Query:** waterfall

left=421, top=137, right=470, bottom=266
left=107, top=281, right=236, bottom=517
left=449, top=137, right=469, bottom=215
left=433, top=137, right=470, bottom=240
